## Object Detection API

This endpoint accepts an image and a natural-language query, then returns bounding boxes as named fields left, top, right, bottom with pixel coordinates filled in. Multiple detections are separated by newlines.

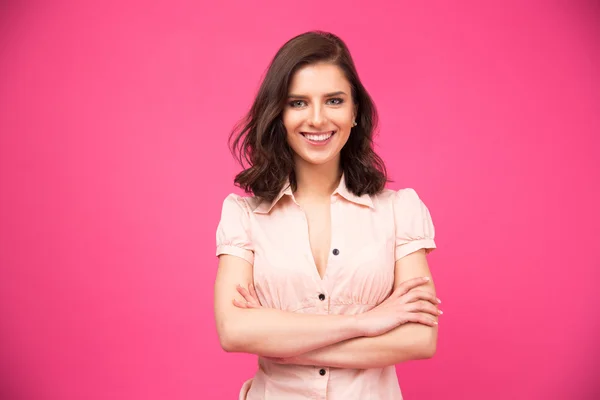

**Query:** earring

left=352, top=121, right=357, bottom=127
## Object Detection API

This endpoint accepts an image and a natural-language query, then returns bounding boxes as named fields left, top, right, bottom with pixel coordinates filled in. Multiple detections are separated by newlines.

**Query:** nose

left=309, top=104, right=326, bottom=127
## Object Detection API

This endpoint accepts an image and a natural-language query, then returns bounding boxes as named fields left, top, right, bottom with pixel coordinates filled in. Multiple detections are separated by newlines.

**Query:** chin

left=290, top=138, right=348, bottom=165
left=296, top=152, right=338, bottom=166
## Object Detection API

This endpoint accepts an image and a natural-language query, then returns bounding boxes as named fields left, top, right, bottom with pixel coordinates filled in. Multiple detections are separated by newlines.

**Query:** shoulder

left=219, top=193, right=261, bottom=216
left=371, top=187, right=423, bottom=207
left=221, top=192, right=252, bottom=207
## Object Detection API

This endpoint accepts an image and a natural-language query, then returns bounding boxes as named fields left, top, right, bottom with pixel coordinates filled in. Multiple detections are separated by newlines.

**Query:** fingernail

left=434, top=321, right=438, bottom=325
left=437, top=298, right=442, bottom=304
left=423, top=277, right=430, bottom=281
left=438, top=310, right=443, bottom=315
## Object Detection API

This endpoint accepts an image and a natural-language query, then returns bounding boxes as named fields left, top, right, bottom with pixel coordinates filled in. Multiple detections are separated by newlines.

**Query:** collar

left=252, top=173, right=374, bottom=214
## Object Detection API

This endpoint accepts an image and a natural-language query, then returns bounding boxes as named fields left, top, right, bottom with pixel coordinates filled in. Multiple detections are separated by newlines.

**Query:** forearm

left=218, top=308, right=362, bottom=358
left=290, top=322, right=438, bottom=369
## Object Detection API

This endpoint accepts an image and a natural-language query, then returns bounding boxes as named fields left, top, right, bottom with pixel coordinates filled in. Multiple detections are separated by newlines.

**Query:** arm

left=214, top=193, right=433, bottom=359
left=275, top=249, right=440, bottom=369
left=214, top=254, right=364, bottom=358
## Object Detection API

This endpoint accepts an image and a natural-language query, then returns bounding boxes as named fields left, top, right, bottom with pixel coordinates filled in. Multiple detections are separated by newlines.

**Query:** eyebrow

left=287, top=91, right=348, bottom=99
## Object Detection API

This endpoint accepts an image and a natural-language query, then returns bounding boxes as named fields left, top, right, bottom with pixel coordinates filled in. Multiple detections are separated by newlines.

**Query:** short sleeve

left=215, top=193, right=255, bottom=265
left=393, top=188, right=437, bottom=261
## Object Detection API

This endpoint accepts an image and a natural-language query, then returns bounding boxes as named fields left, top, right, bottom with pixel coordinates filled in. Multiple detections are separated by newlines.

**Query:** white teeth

left=304, top=132, right=333, bottom=141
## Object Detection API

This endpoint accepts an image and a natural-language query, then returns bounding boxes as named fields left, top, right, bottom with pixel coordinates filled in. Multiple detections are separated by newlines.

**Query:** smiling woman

left=214, top=31, right=441, bottom=400
left=284, top=64, right=355, bottom=165
left=228, top=31, right=384, bottom=203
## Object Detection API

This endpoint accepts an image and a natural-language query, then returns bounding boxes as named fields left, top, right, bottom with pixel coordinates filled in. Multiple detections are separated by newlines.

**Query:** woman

left=214, top=31, right=441, bottom=400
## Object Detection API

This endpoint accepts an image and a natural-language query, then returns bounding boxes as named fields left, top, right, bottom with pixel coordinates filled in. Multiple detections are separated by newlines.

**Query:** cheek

left=330, top=109, right=353, bottom=126
left=282, top=111, right=302, bottom=133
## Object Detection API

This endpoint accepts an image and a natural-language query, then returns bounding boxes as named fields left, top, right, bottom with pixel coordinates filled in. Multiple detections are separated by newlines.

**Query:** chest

left=303, top=204, right=332, bottom=280
left=250, top=200, right=396, bottom=309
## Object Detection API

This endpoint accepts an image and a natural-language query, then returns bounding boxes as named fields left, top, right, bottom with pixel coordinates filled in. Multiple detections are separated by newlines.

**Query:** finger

left=249, top=283, right=260, bottom=302
left=405, top=313, right=439, bottom=326
left=236, top=285, right=255, bottom=303
left=407, top=290, right=439, bottom=305
left=396, top=277, right=431, bottom=296
left=404, top=313, right=438, bottom=326
left=232, top=298, right=249, bottom=308
left=406, top=300, right=442, bottom=317
left=237, top=285, right=261, bottom=308
left=400, top=290, right=440, bottom=305
left=245, top=299, right=261, bottom=309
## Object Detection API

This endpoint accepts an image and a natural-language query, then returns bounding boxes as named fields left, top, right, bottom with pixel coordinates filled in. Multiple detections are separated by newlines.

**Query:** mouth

left=300, top=130, right=336, bottom=145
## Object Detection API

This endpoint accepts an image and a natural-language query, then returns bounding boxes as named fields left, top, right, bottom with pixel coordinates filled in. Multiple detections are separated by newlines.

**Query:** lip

left=300, top=130, right=336, bottom=146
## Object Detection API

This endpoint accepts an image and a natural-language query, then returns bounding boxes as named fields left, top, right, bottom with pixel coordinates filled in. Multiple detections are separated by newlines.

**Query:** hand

left=232, top=283, right=262, bottom=309
left=234, top=278, right=442, bottom=337
left=356, top=277, right=442, bottom=337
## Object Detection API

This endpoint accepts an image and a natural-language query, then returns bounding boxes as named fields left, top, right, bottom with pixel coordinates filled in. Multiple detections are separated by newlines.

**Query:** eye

left=288, top=100, right=306, bottom=108
left=327, top=98, right=344, bottom=105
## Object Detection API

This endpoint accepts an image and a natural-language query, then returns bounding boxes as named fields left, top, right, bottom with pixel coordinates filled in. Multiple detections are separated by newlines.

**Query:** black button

left=332, top=248, right=339, bottom=256
left=319, top=368, right=326, bottom=376
left=318, top=293, right=326, bottom=301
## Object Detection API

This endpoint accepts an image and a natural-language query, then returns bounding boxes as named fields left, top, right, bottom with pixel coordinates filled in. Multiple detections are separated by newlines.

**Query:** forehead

left=287, top=63, right=350, bottom=94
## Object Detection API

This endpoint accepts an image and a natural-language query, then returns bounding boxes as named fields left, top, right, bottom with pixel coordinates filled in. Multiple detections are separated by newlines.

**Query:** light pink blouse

left=216, top=174, right=436, bottom=400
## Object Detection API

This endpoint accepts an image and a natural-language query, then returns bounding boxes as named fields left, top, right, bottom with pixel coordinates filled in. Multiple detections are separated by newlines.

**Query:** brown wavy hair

left=229, top=31, right=388, bottom=203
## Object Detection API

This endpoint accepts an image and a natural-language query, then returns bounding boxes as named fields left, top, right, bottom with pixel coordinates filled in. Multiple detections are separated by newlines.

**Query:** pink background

left=1, top=1, right=599, bottom=399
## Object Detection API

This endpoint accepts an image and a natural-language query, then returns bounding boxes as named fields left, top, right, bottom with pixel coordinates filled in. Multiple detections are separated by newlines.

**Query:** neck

left=293, top=156, right=342, bottom=200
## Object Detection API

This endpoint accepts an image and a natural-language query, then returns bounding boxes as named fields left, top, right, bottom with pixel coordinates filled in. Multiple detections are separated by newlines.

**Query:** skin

left=214, top=62, right=441, bottom=367
left=283, top=62, right=356, bottom=170
left=282, top=62, right=358, bottom=279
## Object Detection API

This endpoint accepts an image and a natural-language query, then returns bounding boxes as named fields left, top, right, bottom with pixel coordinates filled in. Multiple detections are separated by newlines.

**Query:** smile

left=300, top=131, right=336, bottom=145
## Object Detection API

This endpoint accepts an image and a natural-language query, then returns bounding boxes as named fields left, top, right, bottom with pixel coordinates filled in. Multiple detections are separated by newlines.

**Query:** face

left=282, top=62, right=356, bottom=168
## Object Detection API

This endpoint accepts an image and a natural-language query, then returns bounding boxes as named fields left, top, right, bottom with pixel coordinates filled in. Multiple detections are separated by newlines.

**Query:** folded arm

left=270, top=249, right=439, bottom=369
left=214, top=254, right=364, bottom=358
